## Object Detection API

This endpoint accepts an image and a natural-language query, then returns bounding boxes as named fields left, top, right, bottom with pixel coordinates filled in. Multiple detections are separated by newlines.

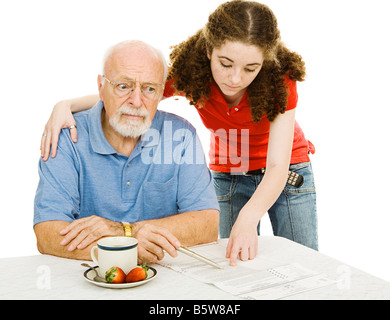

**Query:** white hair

left=101, top=40, right=168, bottom=82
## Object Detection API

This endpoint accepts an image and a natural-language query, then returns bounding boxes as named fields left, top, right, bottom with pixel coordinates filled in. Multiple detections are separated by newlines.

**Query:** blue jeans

left=212, top=162, right=318, bottom=250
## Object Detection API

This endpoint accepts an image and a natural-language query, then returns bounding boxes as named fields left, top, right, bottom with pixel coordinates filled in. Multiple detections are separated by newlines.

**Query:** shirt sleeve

left=163, top=78, right=177, bottom=98
left=174, top=125, right=220, bottom=214
left=33, top=131, right=80, bottom=226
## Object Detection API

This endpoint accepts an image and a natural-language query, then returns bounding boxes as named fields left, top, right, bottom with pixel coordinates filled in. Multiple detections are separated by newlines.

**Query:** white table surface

left=1, top=236, right=389, bottom=300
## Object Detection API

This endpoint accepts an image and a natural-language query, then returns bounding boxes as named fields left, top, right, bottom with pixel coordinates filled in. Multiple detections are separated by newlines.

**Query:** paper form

left=159, top=241, right=335, bottom=300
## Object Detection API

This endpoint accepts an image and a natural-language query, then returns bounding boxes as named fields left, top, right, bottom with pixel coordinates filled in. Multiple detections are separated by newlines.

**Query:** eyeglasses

left=102, top=75, right=164, bottom=100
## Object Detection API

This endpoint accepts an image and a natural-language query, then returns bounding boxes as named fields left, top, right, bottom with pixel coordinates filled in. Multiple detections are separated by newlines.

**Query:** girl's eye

left=220, top=62, right=232, bottom=68
left=220, top=62, right=256, bottom=73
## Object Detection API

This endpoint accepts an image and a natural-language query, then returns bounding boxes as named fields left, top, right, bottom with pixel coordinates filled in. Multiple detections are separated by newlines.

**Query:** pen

left=177, top=246, right=224, bottom=270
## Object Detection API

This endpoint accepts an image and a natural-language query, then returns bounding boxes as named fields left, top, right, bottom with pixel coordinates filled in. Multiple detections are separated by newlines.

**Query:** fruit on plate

left=105, top=267, right=126, bottom=284
left=126, top=263, right=150, bottom=283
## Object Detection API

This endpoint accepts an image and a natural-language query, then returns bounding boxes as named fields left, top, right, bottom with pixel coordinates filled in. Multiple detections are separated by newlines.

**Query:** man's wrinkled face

left=98, top=45, right=165, bottom=138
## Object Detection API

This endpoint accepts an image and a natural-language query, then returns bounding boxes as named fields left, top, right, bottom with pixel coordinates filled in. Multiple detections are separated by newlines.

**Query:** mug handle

left=91, top=246, right=99, bottom=265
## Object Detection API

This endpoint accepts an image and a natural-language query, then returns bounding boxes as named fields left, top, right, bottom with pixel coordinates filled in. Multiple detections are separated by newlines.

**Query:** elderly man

left=34, top=40, right=219, bottom=264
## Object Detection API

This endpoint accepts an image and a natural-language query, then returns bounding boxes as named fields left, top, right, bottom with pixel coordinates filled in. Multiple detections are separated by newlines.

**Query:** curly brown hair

left=168, top=0, right=306, bottom=122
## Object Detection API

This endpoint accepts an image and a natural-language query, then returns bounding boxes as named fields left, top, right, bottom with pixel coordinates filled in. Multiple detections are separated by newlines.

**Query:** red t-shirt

left=164, top=77, right=314, bottom=173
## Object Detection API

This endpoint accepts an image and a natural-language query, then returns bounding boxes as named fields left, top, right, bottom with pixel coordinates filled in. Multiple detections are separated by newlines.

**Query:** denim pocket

left=212, top=172, right=237, bottom=201
left=284, top=162, right=316, bottom=194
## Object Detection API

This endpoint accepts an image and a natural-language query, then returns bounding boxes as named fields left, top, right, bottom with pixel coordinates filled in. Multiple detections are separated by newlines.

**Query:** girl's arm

left=226, top=109, right=296, bottom=266
left=41, top=95, right=99, bottom=161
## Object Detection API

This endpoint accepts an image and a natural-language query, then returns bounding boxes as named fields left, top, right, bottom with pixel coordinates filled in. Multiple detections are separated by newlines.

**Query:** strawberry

left=105, top=267, right=126, bottom=284
left=126, top=263, right=150, bottom=283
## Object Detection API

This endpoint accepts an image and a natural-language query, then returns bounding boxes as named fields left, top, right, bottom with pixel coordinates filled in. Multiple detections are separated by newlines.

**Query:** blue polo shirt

left=34, top=101, right=219, bottom=226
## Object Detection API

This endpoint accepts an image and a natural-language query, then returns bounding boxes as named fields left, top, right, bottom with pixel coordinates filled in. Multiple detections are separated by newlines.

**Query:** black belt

left=243, top=168, right=266, bottom=176
left=243, top=169, right=304, bottom=188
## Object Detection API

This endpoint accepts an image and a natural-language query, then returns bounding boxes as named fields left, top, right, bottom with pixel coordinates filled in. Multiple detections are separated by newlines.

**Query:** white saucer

left=83, top=266, right=157, bottom=289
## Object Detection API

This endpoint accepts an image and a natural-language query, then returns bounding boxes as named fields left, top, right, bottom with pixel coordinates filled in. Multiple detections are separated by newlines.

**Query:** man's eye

left=117, top=83, right=130, bottom=90
left=144, top=86, right=156, bottom=92
left=141, top=84, right=158, bottom=94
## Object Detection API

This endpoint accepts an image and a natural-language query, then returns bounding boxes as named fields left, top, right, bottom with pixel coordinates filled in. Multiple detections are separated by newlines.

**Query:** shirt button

left=126, top=163, right=130, bottom=167
left=126, top=181, right=131, bottom=187
left=235, top=108, right=239, bottom=111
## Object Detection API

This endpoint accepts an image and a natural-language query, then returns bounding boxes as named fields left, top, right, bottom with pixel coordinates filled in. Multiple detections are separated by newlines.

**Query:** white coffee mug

left=91, top=237, right=138, bottom=278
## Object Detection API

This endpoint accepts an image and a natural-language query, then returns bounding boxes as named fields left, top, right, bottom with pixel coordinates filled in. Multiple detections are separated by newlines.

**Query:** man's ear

left=97, top=75, right=104, bottom=101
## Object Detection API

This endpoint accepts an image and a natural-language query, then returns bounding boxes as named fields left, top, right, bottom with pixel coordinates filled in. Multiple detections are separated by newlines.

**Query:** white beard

left=109, top=105, right=151, bottom=138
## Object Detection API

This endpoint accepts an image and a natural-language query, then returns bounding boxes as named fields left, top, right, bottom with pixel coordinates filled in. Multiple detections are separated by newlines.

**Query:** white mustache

left=118, top=106, right=149, bottom=118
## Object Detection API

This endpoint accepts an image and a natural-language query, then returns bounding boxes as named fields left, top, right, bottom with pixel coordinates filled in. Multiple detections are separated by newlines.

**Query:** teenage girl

left=41, top=0, right=318, bottom=266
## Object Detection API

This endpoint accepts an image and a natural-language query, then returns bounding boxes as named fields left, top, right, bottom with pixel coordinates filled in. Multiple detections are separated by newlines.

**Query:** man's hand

left=59, top=216, right=182, bottom=265
left=59, top=215, right=123, bottom=251
left=132, top=223, right=181, bottom=264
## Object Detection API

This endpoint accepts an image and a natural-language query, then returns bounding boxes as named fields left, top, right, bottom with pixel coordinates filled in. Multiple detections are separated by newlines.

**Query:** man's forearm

left=34, top=221, right=95, bottom=261
left=132, top=210, right=219, bottom=247
left=34, top=210, right=219, bottom=261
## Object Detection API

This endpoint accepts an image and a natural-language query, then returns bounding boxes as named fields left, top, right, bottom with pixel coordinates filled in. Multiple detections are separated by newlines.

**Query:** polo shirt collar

left=88, top=101, right=161, bottom=155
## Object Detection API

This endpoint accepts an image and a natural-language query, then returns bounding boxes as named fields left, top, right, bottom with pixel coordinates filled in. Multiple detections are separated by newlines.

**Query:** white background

left=1, top=0, right=390, bottom=283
